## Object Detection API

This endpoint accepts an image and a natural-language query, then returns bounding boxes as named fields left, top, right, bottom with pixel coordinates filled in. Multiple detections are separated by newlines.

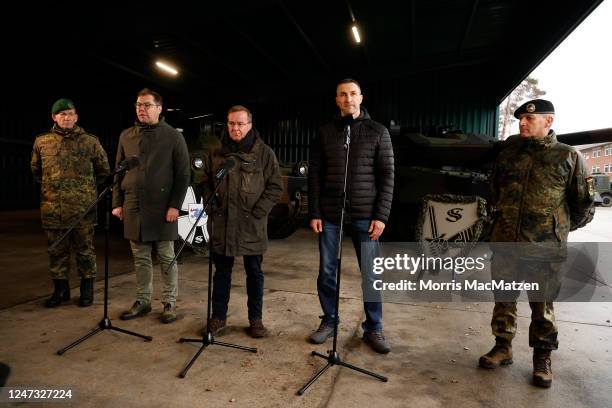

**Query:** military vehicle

left=165, top=111, right=308, bottom=249
left=385, top=125, right=612, bottom=243
left=591, top=173, right=612, bottom=207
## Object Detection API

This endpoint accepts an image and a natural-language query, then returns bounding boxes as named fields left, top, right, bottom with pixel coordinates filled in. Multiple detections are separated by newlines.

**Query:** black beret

left=513, top=99, right=554, bottom=119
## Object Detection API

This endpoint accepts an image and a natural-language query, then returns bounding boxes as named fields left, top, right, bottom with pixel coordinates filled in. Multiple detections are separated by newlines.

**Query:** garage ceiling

left=5, top=0, right=602, bottom=109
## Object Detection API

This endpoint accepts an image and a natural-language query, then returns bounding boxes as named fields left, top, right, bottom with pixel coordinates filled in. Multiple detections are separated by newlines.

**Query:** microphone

left=341, top=115, right=353, bottom=149
left=215, top=158, right=236, bottom=180
left=114, top=156, right=140, bottom=175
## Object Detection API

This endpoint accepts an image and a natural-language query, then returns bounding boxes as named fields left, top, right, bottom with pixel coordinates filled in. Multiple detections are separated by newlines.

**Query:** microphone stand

left=57, top=169, right=152, bottom=356
left=297, top=121, right=388, bottom=395
left=171, top=168, right=257, bottom=378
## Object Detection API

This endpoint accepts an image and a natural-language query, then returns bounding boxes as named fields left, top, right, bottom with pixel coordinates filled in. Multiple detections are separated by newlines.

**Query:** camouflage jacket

left=490, top=131, right=594, bottom=243
left=31, top=124, right=110, bottom=228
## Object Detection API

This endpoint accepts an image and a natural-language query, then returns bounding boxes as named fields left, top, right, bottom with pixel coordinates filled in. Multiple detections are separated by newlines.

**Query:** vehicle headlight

left=299, top=165, right=307, bottom=175
left=193, top=158, right=203, bottom=169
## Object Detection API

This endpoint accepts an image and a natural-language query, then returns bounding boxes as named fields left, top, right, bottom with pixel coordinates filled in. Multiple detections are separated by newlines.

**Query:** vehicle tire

left=602, top=194, right=612, bottom=207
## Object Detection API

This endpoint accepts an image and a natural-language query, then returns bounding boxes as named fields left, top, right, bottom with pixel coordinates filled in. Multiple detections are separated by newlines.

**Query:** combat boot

left=78, top=278, right=94, bottom=307
left=479, top=337, right=513, bottom=368
left=45, top=279, right=70, bottom=308
left=533, top=349, right=553, bottom=388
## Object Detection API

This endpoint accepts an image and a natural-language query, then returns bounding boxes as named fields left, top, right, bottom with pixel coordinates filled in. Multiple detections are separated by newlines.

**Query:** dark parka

left=490, top=131, right=594, bottom=244
left=112, top=118, right=190, bottom=242
left=31, top=124, right=110, bottom=228
left=200, top=130, right=282, bottom=256
left=308, top=108, right=395, bottom=224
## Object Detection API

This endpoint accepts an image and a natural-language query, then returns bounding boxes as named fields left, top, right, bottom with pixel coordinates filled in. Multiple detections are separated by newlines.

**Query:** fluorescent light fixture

left=155, top=61, right=178, bottom=75
left=188, top=113, right=214, bottom=120
left=351, top=25, right=361, bottom=43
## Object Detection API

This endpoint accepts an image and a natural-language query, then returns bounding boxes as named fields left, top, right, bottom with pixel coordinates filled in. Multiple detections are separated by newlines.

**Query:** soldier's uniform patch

left=586, top=176, right=594, bottom=200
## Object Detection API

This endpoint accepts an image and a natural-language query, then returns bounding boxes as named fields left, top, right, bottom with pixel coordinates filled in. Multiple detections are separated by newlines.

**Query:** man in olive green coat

left=200, top=105, right=282, bottom=338
left=112, top=88, right=190, bottom=324
left=31, top=98, right=110, bottom=308
left=479, top=99, right=594, bottom=388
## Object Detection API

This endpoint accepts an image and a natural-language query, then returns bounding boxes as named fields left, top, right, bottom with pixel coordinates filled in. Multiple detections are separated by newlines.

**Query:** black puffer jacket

left=308, top=108, right=394, bottom=224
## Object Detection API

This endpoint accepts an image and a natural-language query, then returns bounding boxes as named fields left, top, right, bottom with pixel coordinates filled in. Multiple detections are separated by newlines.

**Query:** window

left=605, top=146, right=612, bottom=156
left=605, top=164, right=610, bottom=173
left=592, top=166, right=601, bottom=174
left=593, top=149, right=601, bottom=158
left=583, top=153, right=590, bottom=160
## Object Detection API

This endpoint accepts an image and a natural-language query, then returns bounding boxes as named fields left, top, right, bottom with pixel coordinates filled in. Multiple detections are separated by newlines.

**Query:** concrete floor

left=0, top=209, right=610, bottom=407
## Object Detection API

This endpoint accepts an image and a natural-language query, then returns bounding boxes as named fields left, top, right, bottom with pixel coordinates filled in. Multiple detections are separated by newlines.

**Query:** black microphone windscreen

left=222, top=158, right=236, bottom=171
left=341, top=115, right=354, bottom=127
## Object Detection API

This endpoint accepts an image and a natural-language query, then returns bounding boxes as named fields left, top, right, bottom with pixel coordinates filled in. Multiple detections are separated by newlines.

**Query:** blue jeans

left=317, top=219, right=383, bottom=332
left=212, top=253, right=264, bottom=321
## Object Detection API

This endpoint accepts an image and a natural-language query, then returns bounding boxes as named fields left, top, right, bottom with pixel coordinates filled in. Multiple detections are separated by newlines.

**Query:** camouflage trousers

left=45, top=227, right=97, bottom=280
left=489, top=252, right=561, bottom=350
left=129, top=240, right=178, bottom=306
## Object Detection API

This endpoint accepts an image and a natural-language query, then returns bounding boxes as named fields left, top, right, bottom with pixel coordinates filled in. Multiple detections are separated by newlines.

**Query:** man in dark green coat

left=31, top=98, right=110, bottom=308
left=112, top=88, right=190, bottom=324
left=479, top=99, right=594, bottom=388
left=200, top=105, right=282, bottom=338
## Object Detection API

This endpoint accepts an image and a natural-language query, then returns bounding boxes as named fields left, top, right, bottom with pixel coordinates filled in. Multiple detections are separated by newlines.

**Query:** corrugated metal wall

left=1, top=68, right=498, bottom=210
left=255, top=69, right=497, bottom=164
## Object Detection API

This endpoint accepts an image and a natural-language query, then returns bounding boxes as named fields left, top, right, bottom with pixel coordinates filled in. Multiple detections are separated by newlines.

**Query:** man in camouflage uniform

left=31, top=98, right=110, bottom=308
left=479, top=99, right=594, bottom=388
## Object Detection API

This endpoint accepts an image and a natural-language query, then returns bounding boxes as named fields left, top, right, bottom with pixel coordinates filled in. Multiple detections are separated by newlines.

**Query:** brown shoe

left=201, top=318, right=227, bottom=337
left=160, top=303, right=177, bottom=324
left=248, top=320, right=269, bottom=338
left=533, top=349, right=553, bottom=388
left=479, top=338, right=513, bottom=369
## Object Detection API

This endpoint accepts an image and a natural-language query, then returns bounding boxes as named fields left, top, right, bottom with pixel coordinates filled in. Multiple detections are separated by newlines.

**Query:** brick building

left=576, top=142, right=612, bottom=174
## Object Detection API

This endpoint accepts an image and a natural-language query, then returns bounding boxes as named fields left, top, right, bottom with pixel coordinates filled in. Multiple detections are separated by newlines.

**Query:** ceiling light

left=351, top=25, right=361, bottom=43
left=155, top=61, right=178, bottom=76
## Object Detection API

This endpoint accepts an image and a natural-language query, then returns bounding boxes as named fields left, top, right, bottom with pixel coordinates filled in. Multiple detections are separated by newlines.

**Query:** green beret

left=514, top=99, right=554, bottom=119
left=51, top=98, right=75, bottom=114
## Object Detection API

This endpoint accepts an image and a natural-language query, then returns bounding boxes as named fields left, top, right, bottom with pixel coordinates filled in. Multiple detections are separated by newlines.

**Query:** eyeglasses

left=227, top=121, right=251, bottom=128
left=135, top=102, right=160, bottom=109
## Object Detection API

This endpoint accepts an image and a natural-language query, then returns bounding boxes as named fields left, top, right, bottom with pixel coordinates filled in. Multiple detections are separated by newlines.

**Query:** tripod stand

left=56, top=168, right=152, bottom=356
left=297, top=121, right=388, bottom=395
left=172, top=161, right=257, bottom=378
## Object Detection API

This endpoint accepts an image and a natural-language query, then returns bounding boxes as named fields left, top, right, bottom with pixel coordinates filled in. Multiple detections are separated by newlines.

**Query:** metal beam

left=277, top=0, right=331, bottom=72
left=174, top=33, right=251, bottom=83
left=411, top=0, right=416, bottom=60
left=459, top=0, right=480, bottom=52
left=224, top=19, right=290, bottom=78
left=88, top=53, right=180, bottom=93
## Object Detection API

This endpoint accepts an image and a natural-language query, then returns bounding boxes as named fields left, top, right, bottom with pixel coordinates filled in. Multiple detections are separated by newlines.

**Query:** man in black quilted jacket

left=308, top=78, right=395, bottom=353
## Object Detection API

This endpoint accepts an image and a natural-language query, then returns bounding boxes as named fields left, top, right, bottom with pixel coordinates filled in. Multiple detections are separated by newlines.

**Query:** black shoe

left=120, top=301, right=152, bottom=320
left=78, top=278, right=94, bottom=307
left=363, top=331, right=391, bottom=354
left=45, top=279, right=70, bottom=308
